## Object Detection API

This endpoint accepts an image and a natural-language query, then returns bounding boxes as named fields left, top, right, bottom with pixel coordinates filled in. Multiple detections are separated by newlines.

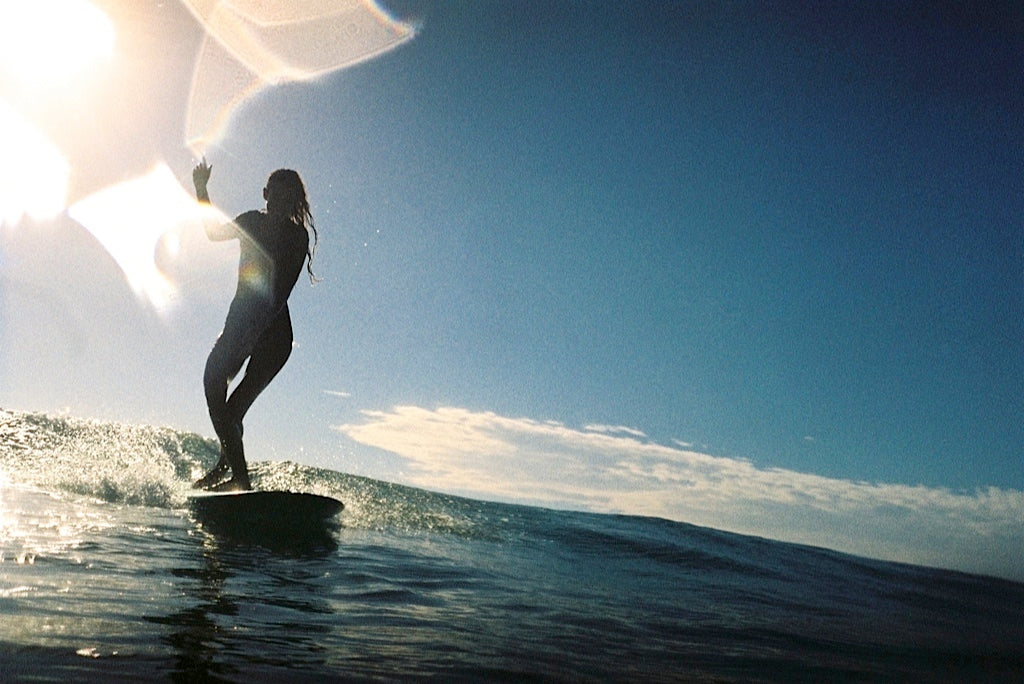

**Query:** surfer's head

left=264, top=168, right=319, bottom=283
left=264, top=169, right=307, bottom=221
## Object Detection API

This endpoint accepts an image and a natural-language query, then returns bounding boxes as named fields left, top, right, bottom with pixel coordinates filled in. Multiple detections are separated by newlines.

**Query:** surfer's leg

left=225, top=307, right=293, bottom=424
left=199, top=330, right=252, bottom=490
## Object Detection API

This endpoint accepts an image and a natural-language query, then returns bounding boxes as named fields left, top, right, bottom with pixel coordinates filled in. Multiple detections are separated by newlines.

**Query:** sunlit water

left=1, top=409, right=1022, bottom=681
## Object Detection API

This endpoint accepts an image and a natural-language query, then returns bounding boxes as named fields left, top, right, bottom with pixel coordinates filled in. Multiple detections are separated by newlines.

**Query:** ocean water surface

left=1, top=409, right=1022, bottom=681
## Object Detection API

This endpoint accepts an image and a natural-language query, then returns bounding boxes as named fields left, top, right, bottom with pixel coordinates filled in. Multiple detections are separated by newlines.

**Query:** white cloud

left=584, top=423, right=647, bottom=438
left=336, top=405, right=1024, bottom=581
left=324, top=390, right=352, bottom=398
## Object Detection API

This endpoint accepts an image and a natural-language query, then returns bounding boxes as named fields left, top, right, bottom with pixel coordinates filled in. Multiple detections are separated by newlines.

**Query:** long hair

left=267, top=168, right=319, bottom=284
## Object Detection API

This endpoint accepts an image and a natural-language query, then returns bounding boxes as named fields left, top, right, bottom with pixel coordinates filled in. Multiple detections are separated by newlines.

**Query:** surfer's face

left=263, top=169, right=307, bottom=223
left=264, top=180, right=295, bottom=216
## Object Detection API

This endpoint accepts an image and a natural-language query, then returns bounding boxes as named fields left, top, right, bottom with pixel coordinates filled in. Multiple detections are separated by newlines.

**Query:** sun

left=0, top=0, right=114, bottom=92
left=0, top=0, right=114, bottom=226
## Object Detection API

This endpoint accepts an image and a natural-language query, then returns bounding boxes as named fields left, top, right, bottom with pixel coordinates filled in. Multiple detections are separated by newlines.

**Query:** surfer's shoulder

left=234, top=209, right=265, bottom=228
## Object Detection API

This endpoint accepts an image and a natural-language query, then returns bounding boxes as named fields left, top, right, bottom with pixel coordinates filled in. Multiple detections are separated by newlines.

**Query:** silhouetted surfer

left=192, top=160, right=318, bottom=491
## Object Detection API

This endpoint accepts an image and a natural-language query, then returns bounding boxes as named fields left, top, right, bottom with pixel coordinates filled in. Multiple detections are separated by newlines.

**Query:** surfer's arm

left=192, top=160, right=237, bottom=241
left=193, top=159, right=211, bottom=204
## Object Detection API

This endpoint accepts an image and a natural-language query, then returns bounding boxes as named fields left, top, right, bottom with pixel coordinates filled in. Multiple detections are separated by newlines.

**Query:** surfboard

left=188, top=490, right=343, bottom=545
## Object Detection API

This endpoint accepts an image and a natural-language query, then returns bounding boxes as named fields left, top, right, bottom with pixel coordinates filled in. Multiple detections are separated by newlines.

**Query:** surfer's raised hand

left=193, top=158, right=212, bottom=203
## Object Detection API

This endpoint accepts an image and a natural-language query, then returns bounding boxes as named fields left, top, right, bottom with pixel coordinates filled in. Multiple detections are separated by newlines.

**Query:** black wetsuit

left=203, top=210, right=308, bottom=469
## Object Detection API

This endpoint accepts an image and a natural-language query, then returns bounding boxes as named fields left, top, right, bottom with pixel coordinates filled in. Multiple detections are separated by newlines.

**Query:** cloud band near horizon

left=335, top=405, right=1024, bottom=582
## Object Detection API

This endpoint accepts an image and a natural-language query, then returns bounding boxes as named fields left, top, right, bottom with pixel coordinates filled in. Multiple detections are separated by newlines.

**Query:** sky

left=0, top=0, right=1022, bottom=580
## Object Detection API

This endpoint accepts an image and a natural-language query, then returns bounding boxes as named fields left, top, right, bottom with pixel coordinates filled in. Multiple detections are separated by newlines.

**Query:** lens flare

left=181, top=0, right=415, bottom=152
left=68, top=163, right=228, bottom=314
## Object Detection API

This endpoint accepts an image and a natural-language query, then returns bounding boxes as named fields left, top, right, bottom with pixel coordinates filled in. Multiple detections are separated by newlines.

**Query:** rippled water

left=1, top=409, right=1022, bottom=681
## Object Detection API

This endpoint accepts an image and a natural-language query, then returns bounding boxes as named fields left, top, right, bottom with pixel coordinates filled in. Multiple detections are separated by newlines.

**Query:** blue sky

left=0, top=1, right=1021, bottom=579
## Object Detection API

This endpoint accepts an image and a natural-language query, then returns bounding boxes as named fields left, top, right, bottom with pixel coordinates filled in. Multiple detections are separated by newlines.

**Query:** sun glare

left=0, top=0, right=113, bottom=227
left=68, top=163, right=227, bottom=315
left=0, top=103, right=69, bottom=227
left=0, top=0, right=114, bottom=91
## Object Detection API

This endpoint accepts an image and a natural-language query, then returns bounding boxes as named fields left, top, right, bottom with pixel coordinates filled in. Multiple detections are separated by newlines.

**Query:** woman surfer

left=191, top=160, right=318, bottom=491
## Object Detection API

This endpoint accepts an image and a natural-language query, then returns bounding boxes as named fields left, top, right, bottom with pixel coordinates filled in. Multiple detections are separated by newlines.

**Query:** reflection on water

left=0, top=485, right=113, bottom=565
left=152, top=520, right=339, bottom=681
left=0, top=485, right=172, bottom=665
left=0, top=482, right=342, bottom=679
left=148, top=537, right=238, bottom=682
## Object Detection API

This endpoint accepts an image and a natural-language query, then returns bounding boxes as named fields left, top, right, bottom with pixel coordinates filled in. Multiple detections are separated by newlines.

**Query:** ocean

left=1, top=408, right=1022, bottom=682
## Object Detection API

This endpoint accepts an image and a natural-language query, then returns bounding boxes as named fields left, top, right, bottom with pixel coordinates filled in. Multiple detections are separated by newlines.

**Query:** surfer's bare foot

left=192, top=459, right=230, bottom=489
left=209, top=476, right=252, bottom=492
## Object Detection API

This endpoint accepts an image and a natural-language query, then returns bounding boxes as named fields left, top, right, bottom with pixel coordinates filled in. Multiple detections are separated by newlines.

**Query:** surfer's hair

left=267, top=168, right=319, bottom=284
